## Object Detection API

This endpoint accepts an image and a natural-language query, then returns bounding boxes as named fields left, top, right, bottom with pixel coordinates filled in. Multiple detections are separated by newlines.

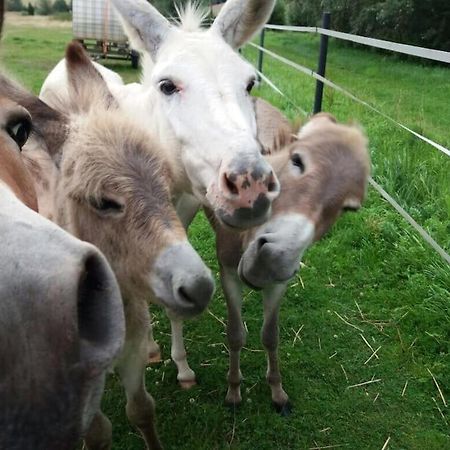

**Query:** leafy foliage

left=36, top=0, right=52, bottom=15
left=6, top=0, right=24, bottom=12
left=52, top=0, right=69, bottom=13
left=282, top=0, right=450, bottom=50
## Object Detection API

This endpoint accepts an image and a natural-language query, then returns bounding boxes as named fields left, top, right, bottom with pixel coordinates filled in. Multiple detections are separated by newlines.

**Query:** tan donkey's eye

left=291, top=154, right=305, bottom=173
left=89, top=197, right=124, bottom=217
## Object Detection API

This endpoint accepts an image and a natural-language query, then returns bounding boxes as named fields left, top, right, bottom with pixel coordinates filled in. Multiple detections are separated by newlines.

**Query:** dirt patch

left=5, top=12, right=71, bottom=29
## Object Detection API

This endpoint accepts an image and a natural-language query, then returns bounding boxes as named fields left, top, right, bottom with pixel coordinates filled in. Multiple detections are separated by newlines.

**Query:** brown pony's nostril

left=223, top=172, right=239, bottom=196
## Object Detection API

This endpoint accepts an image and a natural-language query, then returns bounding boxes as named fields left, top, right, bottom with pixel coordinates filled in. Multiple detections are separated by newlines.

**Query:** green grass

left=1, top=22, right=449, bottom=450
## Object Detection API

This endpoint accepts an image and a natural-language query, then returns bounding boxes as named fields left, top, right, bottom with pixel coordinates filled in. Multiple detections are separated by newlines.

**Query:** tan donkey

left=209, top=111, right=371, bottom=414
left=1, top=42, right=215, bottom=450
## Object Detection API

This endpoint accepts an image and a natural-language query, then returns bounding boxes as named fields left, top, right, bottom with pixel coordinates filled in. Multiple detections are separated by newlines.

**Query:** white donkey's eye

left=159, top=79, right=179, bottom=96
left=246, top=78, right=256, bottom=93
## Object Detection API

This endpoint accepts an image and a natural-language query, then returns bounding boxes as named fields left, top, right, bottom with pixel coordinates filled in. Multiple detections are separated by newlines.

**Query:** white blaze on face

left=239, top=213, right=316, bottom=288
left=150, top=31, right=259, bottom=200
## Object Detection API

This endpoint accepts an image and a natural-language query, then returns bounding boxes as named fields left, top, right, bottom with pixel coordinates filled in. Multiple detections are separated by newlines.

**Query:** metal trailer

left=72, top=0, right=139, bottom=68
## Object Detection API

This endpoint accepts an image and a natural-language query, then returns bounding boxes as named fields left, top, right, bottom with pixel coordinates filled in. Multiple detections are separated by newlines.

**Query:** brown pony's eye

left=7, top=118, right=31, bottom=150
left=159, top=79, right=178, bottom=96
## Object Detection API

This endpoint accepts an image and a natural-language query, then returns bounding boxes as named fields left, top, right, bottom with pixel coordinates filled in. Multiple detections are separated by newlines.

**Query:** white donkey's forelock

left=174, top=1, right=209, bottom=31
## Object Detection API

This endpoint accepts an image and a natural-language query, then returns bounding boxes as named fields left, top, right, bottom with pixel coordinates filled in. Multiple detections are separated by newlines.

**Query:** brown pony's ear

left=0, top=73, right=68, bottom=163
left=65, top=40, right=117, bottom=111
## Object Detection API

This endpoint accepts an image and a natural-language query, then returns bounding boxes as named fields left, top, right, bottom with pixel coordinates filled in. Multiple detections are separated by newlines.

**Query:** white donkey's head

left=112, top=0, right=280, bottom=229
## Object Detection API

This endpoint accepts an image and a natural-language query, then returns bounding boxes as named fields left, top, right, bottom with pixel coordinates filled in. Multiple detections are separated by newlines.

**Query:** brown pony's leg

left=221, top=266, right=246, bottom=406
left=116, top=300, right=163, bottom=450
left=261, top=283, right=291, bottom=415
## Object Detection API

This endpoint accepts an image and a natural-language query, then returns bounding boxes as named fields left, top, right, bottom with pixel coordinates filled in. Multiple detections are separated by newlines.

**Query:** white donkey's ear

left=211, top=0, right=276, bottom=49
left=111, top=0, right=172, bottom=58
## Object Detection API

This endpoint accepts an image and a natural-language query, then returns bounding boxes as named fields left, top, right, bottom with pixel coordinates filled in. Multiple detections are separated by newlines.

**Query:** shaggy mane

left=174, top=1, right=209, bottom=32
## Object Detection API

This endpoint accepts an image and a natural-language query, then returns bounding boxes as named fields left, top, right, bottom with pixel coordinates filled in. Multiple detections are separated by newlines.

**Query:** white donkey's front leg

left=261, top=283, right=291, bottom=415
left=221, top=266, right=246, bottom=406
left=166, top=309, right=197, bottom=389
left=175, top=193, right=201, bottom=230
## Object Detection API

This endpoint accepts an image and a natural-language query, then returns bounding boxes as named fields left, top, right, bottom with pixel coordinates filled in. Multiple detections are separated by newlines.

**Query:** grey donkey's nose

left=173, top=272, right=215, bottom=314
left=152, top=241, right=215, bottom=317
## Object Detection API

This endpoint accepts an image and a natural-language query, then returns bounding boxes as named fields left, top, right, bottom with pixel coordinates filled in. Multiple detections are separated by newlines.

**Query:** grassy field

left=1, top=19, right=449, bottom=450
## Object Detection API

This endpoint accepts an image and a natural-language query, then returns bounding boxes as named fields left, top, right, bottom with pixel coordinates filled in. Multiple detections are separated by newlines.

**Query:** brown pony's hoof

left=148, top=351, right=162, bottom=364
left=179, top=379, right=197, bottom=389
left=273, top=400, right=292, bottom=417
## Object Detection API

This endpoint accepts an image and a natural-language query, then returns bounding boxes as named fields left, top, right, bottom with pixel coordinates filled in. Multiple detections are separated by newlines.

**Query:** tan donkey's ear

left=211, top=0, right=276, bottom=49
left=65, top=41, right=118, bottom=112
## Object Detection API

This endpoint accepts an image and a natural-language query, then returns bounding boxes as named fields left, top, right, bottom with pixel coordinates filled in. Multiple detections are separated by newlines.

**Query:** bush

left=52, top=0, right=69, bottom=13
left=6, top=0, right=24, bottom=12
left=36, top=0, right=52, bottom=15
left=284, top=0, right=450, bottom=51
left=269, top=1, right=286, bottom=25
left=27, top=2, right=34, bottom=15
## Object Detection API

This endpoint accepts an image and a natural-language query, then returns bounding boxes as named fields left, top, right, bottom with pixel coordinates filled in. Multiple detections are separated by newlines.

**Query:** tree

left=36, top=0, right=52, bottom=15
left=6, top=0, right=24, bottom=12
left=53, top=0, right=69, bottom=13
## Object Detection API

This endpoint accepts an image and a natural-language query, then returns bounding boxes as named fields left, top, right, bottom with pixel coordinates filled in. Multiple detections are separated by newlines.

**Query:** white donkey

left=41, top=0, right=280, bottom=230
left=40, top=0, right=280, bottom=387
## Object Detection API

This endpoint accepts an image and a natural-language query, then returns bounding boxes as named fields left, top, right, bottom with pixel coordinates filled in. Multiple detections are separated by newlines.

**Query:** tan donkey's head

left=239, top=113, right=371, bottom=289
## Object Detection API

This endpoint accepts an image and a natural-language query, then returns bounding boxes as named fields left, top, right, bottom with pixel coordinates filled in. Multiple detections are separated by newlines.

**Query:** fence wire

left=247, top=39, right=450, bottom=265
left=264, top=24, right=450, bottom=64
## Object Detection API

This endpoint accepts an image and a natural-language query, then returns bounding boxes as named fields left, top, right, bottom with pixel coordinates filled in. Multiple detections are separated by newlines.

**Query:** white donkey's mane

left=174, top=2, right=209, bottom=32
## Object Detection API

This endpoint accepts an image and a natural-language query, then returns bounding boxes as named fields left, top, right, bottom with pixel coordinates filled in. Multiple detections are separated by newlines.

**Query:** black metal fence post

left=313, top=12, right=331, bottom=114
left=257, top=28, right=266, bottom=81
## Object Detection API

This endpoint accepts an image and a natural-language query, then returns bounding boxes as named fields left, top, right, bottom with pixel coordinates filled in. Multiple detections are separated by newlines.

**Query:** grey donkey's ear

left=65, top=41, right=118, bottom=111
left=111, top=0, right=172, bottom=59
left=211, top=0, right=276, bottom=49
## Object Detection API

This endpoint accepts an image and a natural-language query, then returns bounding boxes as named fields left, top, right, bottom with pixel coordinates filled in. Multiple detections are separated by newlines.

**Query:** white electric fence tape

left=249, top=42, right=450, bottom=158
left=247, top=43, right=450, bottom=265
left=264, top=25, right=450, bottom=64
left=256, top=70, right=308, bottom=117
left=368, top=178, right=450, bottom=265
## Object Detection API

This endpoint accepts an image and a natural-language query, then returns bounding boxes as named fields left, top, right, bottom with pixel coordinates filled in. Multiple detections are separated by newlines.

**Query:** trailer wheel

left=131, top=50, right=139, bottom=69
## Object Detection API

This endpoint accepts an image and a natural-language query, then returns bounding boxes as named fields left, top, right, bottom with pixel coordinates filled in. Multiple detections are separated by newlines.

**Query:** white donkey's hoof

left=179, top=379, right=197, bottom=389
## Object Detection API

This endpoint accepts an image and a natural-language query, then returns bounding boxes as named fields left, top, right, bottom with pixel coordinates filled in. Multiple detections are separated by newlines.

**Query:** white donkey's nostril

left=222, top=172, right=239, bottom=198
